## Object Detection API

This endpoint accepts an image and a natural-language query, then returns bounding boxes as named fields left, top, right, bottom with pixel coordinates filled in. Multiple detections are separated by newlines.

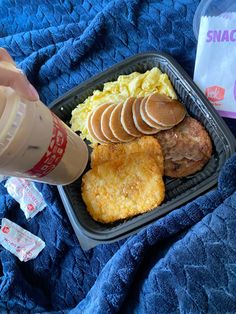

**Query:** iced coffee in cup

left=0, top=86, right=88, bottom=185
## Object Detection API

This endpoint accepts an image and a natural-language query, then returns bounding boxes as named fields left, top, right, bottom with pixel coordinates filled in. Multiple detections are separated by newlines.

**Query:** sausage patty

left=156, top=117, right=212, bottom=177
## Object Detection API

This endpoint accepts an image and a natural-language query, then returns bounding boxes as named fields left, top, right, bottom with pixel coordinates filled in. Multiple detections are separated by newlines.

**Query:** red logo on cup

left=26, top=113, right=68, bottom=178
left=27, top=204, right=34, bottom=211
left=2, top=226, right=10, bottom=234
left=205, top=86, right=225, bottom=102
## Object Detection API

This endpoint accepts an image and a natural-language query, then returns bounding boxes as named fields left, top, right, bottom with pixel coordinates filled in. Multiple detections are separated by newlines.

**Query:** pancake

left=140, top=96, right=167, bottom=130
left=132, top=97, right=158, bottom=135
left=109, top=102, right=134, bottom=142
left=121, top=97, right=142, bottom=137
left=87, top=113, right=105, bottom=143
left=101, top=104, right=119, bottom=142
left=90, top=103, right=111, bottom=142
left=145, top=93, right=186, bottom=127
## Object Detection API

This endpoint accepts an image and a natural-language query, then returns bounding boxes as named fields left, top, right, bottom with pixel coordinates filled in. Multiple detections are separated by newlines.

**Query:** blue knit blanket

left=0, top=1, right=236, bottom=313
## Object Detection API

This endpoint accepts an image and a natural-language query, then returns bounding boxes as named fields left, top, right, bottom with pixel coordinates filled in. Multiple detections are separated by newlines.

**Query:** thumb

left=0, top=61, right=39, bottom=101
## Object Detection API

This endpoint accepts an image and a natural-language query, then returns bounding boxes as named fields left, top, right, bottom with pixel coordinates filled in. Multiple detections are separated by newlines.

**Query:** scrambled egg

left=70, top=67, right=177, bottom=144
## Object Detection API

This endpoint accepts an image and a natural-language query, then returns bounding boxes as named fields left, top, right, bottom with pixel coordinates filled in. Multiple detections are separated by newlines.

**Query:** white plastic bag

left=194, top=13, right=236, bottom=118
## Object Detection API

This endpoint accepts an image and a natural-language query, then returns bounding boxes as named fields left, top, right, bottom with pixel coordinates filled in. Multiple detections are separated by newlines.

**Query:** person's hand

left=0, top=48, right=39, bottom=101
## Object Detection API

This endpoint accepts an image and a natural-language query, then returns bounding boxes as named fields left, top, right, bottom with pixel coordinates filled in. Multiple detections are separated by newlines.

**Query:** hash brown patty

left=91, top=136, right=164, bottom=175
left=82, top=152, right=165, bottom=223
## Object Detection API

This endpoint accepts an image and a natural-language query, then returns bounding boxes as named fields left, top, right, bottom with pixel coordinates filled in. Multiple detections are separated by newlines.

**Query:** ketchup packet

left=194, top=13, right=236, bottom=118
left=5, top=177, right=46, bottom=219
left=0, top=218, right=45, bottom=262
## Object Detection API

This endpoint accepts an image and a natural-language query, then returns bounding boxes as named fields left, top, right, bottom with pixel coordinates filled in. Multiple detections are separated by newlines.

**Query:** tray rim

left=50, top=51, right=236, bottom=242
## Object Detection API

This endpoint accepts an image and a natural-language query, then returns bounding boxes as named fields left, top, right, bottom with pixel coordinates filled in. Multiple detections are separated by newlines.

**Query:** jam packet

left=194, top=13, right=236, bottom=118
left=0, top=218, right=45, bottom=262
left=5, top=177, right=46, bottom=219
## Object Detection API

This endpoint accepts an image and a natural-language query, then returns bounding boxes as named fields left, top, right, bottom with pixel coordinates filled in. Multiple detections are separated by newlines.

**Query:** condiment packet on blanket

left=0, top=175, right=8, bottom=182
left=0, top=218, right=45, bottom=262
left=0, top=176, right=5, bottom=182
left=194, top=13, right=236, bottom=118
left=5, top=177, right=46, bottom=219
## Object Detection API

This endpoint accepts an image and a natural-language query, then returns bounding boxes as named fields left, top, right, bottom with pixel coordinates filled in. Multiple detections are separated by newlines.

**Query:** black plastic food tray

left=50, top=52, right=236, bottom=250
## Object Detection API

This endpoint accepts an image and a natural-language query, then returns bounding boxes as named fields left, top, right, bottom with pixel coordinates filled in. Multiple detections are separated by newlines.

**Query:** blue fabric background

left=0, top=0, right=236, bottom=313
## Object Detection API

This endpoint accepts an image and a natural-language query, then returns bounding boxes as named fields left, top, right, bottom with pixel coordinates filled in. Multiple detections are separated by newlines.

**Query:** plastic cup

left=0, top=88, right=88, bottom=185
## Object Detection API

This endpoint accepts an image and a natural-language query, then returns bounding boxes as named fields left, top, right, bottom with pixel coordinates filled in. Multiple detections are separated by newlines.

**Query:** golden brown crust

left=91, top=136, right=164, bottom=175
left=82, top=153, right=165, bottom=223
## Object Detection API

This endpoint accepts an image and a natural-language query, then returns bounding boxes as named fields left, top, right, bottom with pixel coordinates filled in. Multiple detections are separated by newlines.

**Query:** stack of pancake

left=87, top=93, right=186, bottom=143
